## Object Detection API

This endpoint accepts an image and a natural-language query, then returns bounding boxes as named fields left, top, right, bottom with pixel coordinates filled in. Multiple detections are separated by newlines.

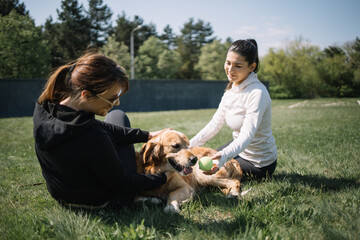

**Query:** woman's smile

left=224, top=51, right=255, bottom=86
left=228, top=73, right=237, bottom=79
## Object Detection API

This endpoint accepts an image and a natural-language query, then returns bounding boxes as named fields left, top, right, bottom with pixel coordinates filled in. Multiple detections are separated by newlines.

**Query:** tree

left=259, top=48, right=293, bottom=98
left=0, top=0, right=28, bottom=16
left=86, top=0, right=112, bottom=47
left=317, top=43, right=355, bottom=97
left=101, top=34, right=130, bottom=76
left=0, top=11, right=51, bottom=78
left=159, top=24, right=175, bottom=48
left=317, top=38, right=360, bottom=97
left=157, top=49, right=182, bottom=79
left=316, top=54, right=354, bottom=97
left=135, top=36, right=168, bottom=79
left=112, top=12, right=157, bottom=56
left=44, top=0, right=91, bottom=67
left=260, top=37, right=321, bottom=98
left=176, top=18, right=215, bottom=79
left=344, top=37, right=360, bottom=70
left=346, top=37, right=360, bottom=96
left=134, top=36, right=182, bottom=79
left=195, top=39, right=230, bottom=80
left=323, top=45, right=345, bottom=58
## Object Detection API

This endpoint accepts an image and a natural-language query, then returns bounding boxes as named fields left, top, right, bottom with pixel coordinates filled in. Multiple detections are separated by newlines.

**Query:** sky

left=22, top=0, right=360, bottom=57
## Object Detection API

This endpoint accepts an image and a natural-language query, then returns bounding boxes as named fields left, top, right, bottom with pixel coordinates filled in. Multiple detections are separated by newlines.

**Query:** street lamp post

left=130, top=25, right=142, bottom=79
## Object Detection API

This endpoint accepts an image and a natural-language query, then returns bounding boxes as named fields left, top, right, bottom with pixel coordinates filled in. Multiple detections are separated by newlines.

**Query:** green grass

left=1, top=98, right=360, bottom=239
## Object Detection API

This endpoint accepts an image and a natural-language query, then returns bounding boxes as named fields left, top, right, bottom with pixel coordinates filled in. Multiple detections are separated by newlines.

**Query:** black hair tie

left=66, top=65, right=75, bottom=88
left=68, top=64, right=76, bottom=73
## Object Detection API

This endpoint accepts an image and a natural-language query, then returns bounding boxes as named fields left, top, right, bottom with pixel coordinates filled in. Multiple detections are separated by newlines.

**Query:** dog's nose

left=190, top=156, right=198, bottom=165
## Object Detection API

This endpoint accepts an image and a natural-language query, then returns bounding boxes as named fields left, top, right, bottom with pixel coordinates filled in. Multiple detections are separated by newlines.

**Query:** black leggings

left=104, top=109, right=137, bottom=209
left=217, top=141, right=277, bottom=180
left=105, top=109, right=136, bottom=173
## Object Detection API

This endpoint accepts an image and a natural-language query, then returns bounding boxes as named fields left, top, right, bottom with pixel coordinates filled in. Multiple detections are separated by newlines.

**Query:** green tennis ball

left=199, top=156, right=213, bottom=171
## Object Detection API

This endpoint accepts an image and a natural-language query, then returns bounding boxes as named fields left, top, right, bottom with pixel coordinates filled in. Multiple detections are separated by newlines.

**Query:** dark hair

left=38, top=52, right=129, bottom=104
left=225, top=39, right=260, bottom=90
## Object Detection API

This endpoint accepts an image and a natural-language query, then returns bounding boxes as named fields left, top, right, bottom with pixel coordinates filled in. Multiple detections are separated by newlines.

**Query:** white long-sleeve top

left=189, top=72, right=277, bottom=168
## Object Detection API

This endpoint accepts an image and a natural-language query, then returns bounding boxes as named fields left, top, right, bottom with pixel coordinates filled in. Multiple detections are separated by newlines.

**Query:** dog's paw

left=135, top=197, right=162, bottom=204
left=226, top=191, right=240, bottom=198
left=164, top=204, right=180, bottom=213
left=150, top=198, right=162, bottom=204
left=135, top=197, right=151, bottom=202
left=225, top=186, right=241, bottom=198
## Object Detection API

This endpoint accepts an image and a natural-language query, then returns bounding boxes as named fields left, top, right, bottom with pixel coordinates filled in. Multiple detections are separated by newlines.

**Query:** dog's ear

left=142, top=140, right=163, bottom=166
left=141, top=142, right=153, bottom=165
left=152, top=144, right=162, bottom=162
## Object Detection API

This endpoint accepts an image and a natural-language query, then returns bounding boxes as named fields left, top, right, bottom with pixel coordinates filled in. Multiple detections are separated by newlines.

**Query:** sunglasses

left=96, top=89, right=122, bottom=108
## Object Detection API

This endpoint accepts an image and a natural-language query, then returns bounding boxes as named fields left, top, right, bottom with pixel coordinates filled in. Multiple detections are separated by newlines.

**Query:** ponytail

left=38, top=64, right=74, bottom=104
left=246, top=39, right=259, bottom=73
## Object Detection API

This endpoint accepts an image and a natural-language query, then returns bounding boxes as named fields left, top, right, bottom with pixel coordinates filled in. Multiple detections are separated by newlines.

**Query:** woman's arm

left=88, top=130, right=166, bottom=194
left=99, top=121, right=149, bottom=144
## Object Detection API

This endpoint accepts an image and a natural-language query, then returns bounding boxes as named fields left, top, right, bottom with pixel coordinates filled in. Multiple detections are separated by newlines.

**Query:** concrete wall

left=0, top=78, right=268, bottom=118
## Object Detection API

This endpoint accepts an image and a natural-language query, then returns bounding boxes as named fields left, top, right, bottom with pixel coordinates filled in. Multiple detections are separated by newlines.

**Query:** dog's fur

left=136, top=129, right=243, bottom=212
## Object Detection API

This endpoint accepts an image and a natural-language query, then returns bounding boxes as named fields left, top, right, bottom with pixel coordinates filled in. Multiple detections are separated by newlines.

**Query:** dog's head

left=140, top=129, right=197, bottom=175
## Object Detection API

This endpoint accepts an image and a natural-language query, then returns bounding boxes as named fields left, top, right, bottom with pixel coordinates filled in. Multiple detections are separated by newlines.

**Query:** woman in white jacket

left=189, top=39, right=277, bottom=180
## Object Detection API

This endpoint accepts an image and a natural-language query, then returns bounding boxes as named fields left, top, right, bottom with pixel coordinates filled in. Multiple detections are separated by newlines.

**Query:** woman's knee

left=105, top=109, right=131, bottom=127
left=236, top=157, right=276, bottom=180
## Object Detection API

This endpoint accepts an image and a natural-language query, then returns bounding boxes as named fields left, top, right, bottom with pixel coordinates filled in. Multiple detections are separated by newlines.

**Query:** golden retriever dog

left=136, top=129, right=244, bottom=213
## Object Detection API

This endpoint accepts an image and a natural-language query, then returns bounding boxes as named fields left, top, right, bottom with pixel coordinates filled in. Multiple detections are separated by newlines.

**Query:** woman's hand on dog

left=148, top=128, right=172, bottom=140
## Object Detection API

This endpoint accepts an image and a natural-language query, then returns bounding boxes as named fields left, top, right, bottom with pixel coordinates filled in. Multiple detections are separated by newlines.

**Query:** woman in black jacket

left=33, top=52, right=168, bottom=210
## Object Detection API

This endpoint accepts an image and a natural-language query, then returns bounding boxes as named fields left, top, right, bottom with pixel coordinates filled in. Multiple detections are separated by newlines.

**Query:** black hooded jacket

left=33, top=101, right=166, bottom=206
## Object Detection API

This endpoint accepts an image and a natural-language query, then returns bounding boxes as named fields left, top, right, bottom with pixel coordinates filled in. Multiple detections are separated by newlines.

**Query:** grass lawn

left=0, top=98, right=359, bottom=239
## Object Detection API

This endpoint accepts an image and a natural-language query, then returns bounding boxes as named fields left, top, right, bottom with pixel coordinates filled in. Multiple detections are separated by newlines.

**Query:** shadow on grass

left=40, top=172, right=360, bottom=238
left=59, top=172, right=360, bottom=238
left=273, top=172, right=360, bottom=192
left=62, top=189, right=255, bottom=238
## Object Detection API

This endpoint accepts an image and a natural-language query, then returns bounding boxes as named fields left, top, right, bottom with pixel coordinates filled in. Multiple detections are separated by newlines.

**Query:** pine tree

left=176, top=18, right=214, bottom=79
left=0, top=0, right=28, bottom=16
left=44, top=0, right=91, bottom=67
left=160, top=24, right=175, bottom=48
left=87, top=0, right=112, bottom=47
left=112, top=12, right=157, bottom=56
